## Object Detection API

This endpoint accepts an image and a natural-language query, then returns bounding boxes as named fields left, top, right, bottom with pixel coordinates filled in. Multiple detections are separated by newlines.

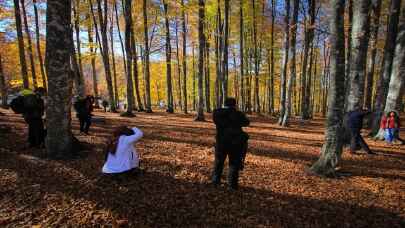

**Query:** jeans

left=350, top=129, right=371, bottom=153
left=79, top=115, right=92, bottom=133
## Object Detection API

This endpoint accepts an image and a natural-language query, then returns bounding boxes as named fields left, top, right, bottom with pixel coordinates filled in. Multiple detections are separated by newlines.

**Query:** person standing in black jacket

left=23, top=88, right=46, bottom=148
left=212, top=98, right=250, bottom=190
left=345, top=109, right=374, bottom=155
left=74, top=96, right=94, bottom=135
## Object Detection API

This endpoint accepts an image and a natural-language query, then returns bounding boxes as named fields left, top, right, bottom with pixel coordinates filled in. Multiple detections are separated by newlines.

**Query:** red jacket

left=380, top=115, right=400, bottom=129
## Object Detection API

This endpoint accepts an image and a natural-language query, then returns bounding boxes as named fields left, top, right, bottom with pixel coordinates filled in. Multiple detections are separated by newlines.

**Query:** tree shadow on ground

left=1, top=154, right=404, bottom=228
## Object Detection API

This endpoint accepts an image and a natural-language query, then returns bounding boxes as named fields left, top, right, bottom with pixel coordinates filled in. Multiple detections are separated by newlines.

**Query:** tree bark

left=110, top=13, right=119, bottom=108
left=252, top=0, right=260, bottom=113
left=196, top=0, right=206, bottom=121
left=282, top=0, right=299, bottom=126
left=163, top=0, right=174, bottom=113
left=123, top=0, right=135, bottom=116
left=87, top=16, right=98, bottom=100
left=364, top=0, right=382, bottom=110
left=14, top=0, right=29, bottom=89
left=131, top=31, right=144, bottom=112
left=268, top=0, right=275, bottom=114
left=73, top=0, right=84, bottom=78
left=344, top=0, right=353, bottom=107
left=142, top=0, right=152, bottom=112
left=278, top=0, right=290, bottom=124
left=45, top=0, right=74, bottom=158
left=310, top=0, right=346, bottom=177
left=346, top=0, right=371, bottom=112
left=181, top=0, right=188, bottom=113
left=69, top=26, right=85, bottom=97
left=205, top=40, right=211, bottom=112
left=33, top=0, right=47, bottom=90
left=175, top=19, right=183, bottom=110
left=221, top=0, right=230, bottom=103
left=114, top=0, right=127, bottom=76
left=0, top=53, right=7, bottom=107
left=239, top=0, right=244, bottom=110
left=371, top=0, right=402, bottom=135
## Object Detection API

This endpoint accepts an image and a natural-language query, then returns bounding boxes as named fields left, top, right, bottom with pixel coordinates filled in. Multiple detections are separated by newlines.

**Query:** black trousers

left=79, top=115, right=92, bottom=133
left=212, top=141, right=247, bottom=189
left=350, top=129, right=371, bottom=153
left=27, top=118, right=45, bottom=147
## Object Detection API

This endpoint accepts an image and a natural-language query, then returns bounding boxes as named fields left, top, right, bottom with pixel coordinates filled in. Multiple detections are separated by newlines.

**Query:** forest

left=0, top=0, right=404, bottom=227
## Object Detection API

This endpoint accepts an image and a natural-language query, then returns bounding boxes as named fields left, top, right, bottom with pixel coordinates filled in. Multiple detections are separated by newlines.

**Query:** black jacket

left=213, top=107, right=249, bottom=144
left=346, top=110, right=370, bottom=130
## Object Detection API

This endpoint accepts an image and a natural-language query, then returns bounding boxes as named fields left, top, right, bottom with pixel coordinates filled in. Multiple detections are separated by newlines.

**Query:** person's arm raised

left=122, top=127, right=144, bottom=144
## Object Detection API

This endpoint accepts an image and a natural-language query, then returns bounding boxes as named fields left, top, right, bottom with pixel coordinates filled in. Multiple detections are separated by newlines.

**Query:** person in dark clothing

left=346, top=109, right=374, bottom=155
left=75, top=96, right=94, bottom=135
left=23, top=88, right=46, bottom=148
left=212, top=98, right=250, bottom=190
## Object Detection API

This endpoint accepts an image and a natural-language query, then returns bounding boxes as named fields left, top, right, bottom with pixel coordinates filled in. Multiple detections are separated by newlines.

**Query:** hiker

left=346, top=109, right=374, bottom=155
left=212, top=97, right=250, bottom=190
left=74, top=95, right=94, bottom=135
left=22, top=88, right=46, bottom=148
left=102, top=100, right=109, bottom=112
left=102, top=126, right=143, bottom=174
left=381, top=111, right=402, bottom=144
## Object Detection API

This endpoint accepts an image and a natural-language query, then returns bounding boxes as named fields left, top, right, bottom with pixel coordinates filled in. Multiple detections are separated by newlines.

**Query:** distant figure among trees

left=381, top=111, right=402, bottom=144
left=74, top=95, right=94, bottom=135
left=102, top=126, right=143, bottom=175
left=212, top=98, right=249, bottom=190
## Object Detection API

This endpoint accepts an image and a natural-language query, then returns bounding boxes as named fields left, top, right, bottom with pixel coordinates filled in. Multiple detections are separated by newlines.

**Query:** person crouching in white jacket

left=102, top=126, right=143, bottom=174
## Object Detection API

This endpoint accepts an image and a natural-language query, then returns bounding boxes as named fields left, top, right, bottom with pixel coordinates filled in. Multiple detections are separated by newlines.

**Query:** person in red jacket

left=381, top=111, right=401, bottom=143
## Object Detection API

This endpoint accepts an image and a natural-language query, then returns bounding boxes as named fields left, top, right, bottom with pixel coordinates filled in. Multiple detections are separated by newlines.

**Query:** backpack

left=23, top=94, right=40, bottom=111
left=10, top=96, right=26, bottom=114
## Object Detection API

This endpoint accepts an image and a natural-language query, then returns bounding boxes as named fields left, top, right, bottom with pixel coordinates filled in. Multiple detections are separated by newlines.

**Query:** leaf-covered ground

left=0, top=108, right=404, bottom=227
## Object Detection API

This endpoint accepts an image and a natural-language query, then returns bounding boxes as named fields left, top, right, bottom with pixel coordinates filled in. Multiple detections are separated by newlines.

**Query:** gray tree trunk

left=143, top=0, right=152, bottom=113
left=278, top=0, right=290, bottom=124
left=13, top=0, right=29, bottom=89
left=175, top=19, right=183, bottom=110
left=268, top=0, right=275, bottom=114
left=87, top=18, right=98, bottom=100
left=73, top=0, right=84, bottom=78
left=123, top=0, right=135, bottom=116
left=222, top=0, right=230, bottom=102
left=114, top=0, right=127, bottom=76
left=205, top=41, right=211, bottom=113
left=182, top=0, right=188, bottom=113
left=364, top=0, right=382, bottom=110
left=33, top=0, right=47, bottom=90
left=195, top=0, right=206, bottom=121
left=252, top=0, right=260, bottom=113
left=346, top=0, right=371, bottom=112
left=310, top=0, right=346, bottom=177
left=239, top=0, right=244, bottom=110
left=110, top=14, right=119, bottom=108
left=69, top=26, right=85, bottom=97
left=45, top=0, right=74, bottom=159
left=282, top=0, right=299, bottom=126
left=163, top=0, right=174, bottom=113
left=375, top=4, right=405, bottom=139
left=371, top=0, right=402, bottom=135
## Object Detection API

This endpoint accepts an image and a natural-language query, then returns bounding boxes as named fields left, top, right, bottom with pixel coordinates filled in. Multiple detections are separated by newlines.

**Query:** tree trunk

left=70, top=26, right=85, bottom=97
left=95, top=0, right=116, bottom=111
left=310, top=0, right=346, bottom=177
left=123, top=0, right=135, bottom=116
left=45, top=0, right=74, bottom=158
left=14, top=0, right=29, bottom=89
left=205, top=40, right=211, bottom=112
left=222, top=0, right=230, bottom=102
left=346, top=0, right=371, bottom=112
left=33, top=0, right=47, bottom=90
left=0, top=53, right=7, bottom=107
left=252, top=0, right=260, bottom=113
left=114, top=0, right=127, bottom=76
left=182, top=0, right=188, bottom=113
left=278, top=0, right=290, bottom=124
left=195, top=0, right=206, bottom=121
left=371, top=0, right=402, bottom=135
left=301, top=0, right=316, bottom=120
left=239, top=0, right=244, bottom=110
left=344, top=0, right=353, bottom=107
left=73, top=0, right=84, bottom=78
left=87, top=17, right=99, bottom=100
left=268, top=0, right=275, bottom=114
left=375, top=4, right=405, bottom=139
left=163, top=0, right=174, bottom=113
left=364, top=0, right=382, bottom=110
left=192, top=45, right=196, bottom=111
left=131, top=31, right=144, bottom=111
left=282, top=0, right=299, bottom=126
left=110, top=13, right=119, bottom=108
left=175, top=19, right=183, bottom=111
left=142, top=0, right=152, bottom=112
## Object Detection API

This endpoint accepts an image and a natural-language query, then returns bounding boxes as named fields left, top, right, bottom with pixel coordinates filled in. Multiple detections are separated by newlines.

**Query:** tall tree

left=87, top=17, right=99, bottom=100
left=45, top=0, right=74, bottom=158
left=282, top=0, right=299, bottom=126
left=205, top=40, right=211, bottom=112
left=143, top=0, right=152, bottom=113
left=310, top=0, right=346, bottom=176
left=377, top=3, right=405, bottom=139
left=182, top=0, right=188, bottom=113
left=163, top=0, right=174, bottom=113
left=13, top=0, right=29, bottom=89
left=94, top=0, right=116, bottom=111
left=371, top=0, right=402, bottom=135
left=69, top=25, right=85, bottom=97
left=364, top=0, right=382, bottom=109
left=21, top=0, right=38, bottom=88
left=175, top=18, right=183, bottom=110
left=268, top=0, right=275, bottom=114
left=252, top=0, right=260, bottom=113
left=114, top=0, right=127, bottom=76
left=109, top=11, right=119, bottom=107
left=222, top=0, right=230, bottom=102
left=123, top=0, right=135, bottom=116
left=300, top=0, right=316, bottom=119
left=278, top=0, right=290, bottom=125
left=239, top=0, right=244, bottom=110
left=33, top=0, right=47, bottom=90
left=73, top=0, right=84, bottom=77
left=195, top=0, right=206, bottom=121
left=0, top=53, right=7, bottom=107
left=346, top=0, right=371, bottom=111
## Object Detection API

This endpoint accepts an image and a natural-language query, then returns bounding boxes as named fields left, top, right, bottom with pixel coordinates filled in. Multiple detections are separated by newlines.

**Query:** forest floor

left=0, top=107, right=404, bottom=227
